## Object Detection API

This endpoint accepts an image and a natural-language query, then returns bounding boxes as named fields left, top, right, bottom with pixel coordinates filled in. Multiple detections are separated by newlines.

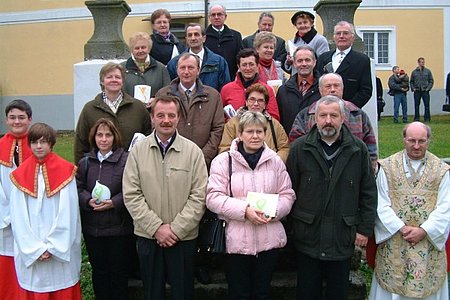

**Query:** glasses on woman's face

left=246, top=97, right=265, bottom=105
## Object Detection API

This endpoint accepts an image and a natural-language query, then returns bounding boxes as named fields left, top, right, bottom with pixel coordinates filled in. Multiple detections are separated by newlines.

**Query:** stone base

left=127, top=269, right=367, bottom=299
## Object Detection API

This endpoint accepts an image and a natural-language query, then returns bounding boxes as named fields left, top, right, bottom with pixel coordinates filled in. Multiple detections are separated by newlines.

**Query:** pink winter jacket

left=206, top=139, right=295, bottom=255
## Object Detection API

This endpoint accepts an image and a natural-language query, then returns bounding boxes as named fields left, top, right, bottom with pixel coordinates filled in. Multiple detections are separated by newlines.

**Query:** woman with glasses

left=219, top=83, right=289, bottom=162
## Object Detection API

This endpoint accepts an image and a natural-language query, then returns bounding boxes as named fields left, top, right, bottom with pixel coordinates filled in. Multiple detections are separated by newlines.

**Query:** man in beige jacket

left=123, top=95, right=207, bottom=300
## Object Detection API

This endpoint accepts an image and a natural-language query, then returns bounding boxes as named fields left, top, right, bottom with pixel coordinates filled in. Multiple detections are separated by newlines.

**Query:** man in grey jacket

left=410, top=57, right=434, bottom=122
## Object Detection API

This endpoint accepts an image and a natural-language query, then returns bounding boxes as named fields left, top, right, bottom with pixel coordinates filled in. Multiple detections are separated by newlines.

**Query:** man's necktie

left=300, top=80, right=308, bottom=96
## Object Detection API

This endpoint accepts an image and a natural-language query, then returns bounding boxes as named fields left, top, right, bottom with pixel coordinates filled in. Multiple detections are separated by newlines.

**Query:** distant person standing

left=148, top=9, right=185, bottom=65
left=410, top=57, right=434, bottom=122
left=388, top=66, right=409, bottom=123
left=205, top=5, right=243, bottom=80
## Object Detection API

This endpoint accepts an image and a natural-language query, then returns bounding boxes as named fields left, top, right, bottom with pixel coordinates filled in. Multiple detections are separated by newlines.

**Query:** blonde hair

left=129, top=32, right=152, bottom=51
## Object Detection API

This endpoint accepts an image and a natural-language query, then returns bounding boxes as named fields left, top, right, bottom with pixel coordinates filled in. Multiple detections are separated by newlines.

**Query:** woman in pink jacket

left=207, top=111, right=295, bottom=299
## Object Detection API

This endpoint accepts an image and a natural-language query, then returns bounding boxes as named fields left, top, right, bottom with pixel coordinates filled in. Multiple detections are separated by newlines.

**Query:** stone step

left=127, top=269, right=367, bottom=299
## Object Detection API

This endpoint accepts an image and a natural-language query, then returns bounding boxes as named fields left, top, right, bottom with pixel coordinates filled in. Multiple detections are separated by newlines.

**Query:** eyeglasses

left=405, top=138, right=428, bottom=145
left=210, top=13, right=225, bottom=17
left=334, top=31, right=353, bottom=36
left=246, top=98, right=265, bottom=105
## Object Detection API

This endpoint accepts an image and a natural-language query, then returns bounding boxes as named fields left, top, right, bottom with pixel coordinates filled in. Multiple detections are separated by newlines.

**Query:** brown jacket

left=156, top=78, right=224, bottom=168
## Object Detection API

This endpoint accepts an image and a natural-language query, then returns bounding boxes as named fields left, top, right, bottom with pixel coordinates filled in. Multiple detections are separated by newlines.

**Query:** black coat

left=76, top=148, right=133, bottom=237
left=316, top=49, right=372, bottom=108
left=287, top=124, right=377, bottom=260
left=276, top=73, right=321, bottom=134
left=150, top=33, right=185, bottom=65
left=205, top=24, right=243, bottom=80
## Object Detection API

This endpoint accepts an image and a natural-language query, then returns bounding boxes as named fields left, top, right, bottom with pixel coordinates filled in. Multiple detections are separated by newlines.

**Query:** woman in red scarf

left=254, top=31, right=285, bottom=84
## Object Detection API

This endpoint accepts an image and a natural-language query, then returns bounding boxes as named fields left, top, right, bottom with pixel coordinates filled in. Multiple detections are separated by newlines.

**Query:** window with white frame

left=356, top=26, right=396, bottom=71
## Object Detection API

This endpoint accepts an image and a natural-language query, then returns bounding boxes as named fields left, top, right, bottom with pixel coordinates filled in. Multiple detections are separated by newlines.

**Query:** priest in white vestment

left=369, top=122, right=450, bottom=300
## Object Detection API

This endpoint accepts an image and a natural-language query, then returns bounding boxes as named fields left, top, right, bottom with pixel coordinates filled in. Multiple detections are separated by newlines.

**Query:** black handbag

left=443, top=96, right=450, bottom=112
left=197, top=152, right=233, bottom=254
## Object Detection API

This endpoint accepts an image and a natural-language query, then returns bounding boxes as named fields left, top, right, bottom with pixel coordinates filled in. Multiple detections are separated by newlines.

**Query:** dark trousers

left=84, top=234, right=134, bottom=300
left=413, top=90, right=431, bottom=121
left=225, top=249, right=279, bottom=300
left=296, top=251, right=351, bottom=300
left=137, top=237, right=196, bottom=300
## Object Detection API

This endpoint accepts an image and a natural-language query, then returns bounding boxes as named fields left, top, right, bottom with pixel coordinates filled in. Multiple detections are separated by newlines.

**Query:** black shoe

left=195, top=266, right=212, bottom=285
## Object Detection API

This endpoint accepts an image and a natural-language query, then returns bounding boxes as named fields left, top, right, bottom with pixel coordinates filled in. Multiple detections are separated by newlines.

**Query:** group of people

left=388, top=57, right=435, bottom=123
left=0, top=5, right=449, bottom=300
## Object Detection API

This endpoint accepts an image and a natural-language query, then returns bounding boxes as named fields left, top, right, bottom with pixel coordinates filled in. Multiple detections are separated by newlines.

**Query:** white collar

left=189, top=48, right=205, bottom=62
left=131, top=54, right=150, bottom=64
left=180, top=82, right=196, bottom=92
left=97, top=150, right=113, bottom=162
left=212, top=26, right=224, bottom=32
left=334, top=47, right=351, bottom=56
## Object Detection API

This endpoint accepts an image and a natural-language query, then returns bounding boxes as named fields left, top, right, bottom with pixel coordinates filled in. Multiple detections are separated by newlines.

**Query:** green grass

left=377, top=115, right=450, bottom=159
left=52, top=115, right=450, bottom=299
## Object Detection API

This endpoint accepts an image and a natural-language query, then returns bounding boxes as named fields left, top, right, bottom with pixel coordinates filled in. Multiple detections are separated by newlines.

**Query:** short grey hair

left=208, top=5, right=226, bottom=15
left=318, top=73, right=344, bottom=89
left=238, top=111, right=268, bottom=134
left=258, top=12, right=274, bottom=23
left=292, top=45, right=316, bottom=61
left=334, top=21, right=355, bottom=35
left=314, top=95, right=345, bottom=116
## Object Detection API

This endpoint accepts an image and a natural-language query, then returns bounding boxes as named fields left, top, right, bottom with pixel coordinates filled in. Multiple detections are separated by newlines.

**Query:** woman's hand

left=245, top=206, right=271, bottom=225
left=89, top=198, right=115, bottom=211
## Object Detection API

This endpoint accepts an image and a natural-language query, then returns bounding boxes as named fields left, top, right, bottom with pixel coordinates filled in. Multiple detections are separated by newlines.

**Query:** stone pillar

left=84, top=0, right=131, bottom=60
left=314, top=0, right=364, bottom=53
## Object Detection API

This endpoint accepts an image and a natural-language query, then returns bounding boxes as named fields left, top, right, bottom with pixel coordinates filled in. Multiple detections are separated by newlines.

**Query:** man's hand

left=154, top=224, right=179, bottom=248
left=400, top=225, right=426, bottom=246
left=90, top=199, right=115, bottom=211
left=354, top=233, right=368, bottom=248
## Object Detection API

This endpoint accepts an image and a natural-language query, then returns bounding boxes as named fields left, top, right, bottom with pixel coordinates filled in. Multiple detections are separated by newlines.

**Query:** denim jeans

left=413, top=91, right=431, bottom=121
left=393, top=93, right=408, bottom=122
